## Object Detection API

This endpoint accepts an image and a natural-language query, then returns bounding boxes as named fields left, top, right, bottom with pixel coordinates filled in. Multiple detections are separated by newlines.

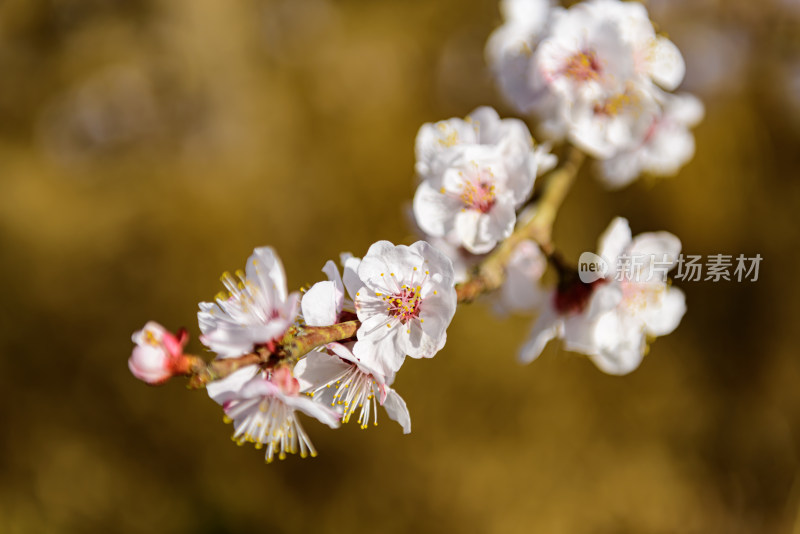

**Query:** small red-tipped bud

left=129, top=321, right=190, bottom=385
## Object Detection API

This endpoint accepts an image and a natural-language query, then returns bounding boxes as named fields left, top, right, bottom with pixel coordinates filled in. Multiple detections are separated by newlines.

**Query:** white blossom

left=207, top=365, right=339, bottom=462
left=519, top=217, right=685, bottom=375
left=351, top=240, right=457, bottom=377
left=198, top=247, right=300, bottom=358
left=413, top=107, right=555, bottom=254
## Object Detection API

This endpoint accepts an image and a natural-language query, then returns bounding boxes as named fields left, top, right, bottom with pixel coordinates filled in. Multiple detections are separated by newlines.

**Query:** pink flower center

left=461, top=178, right=496, bottom=213
left=563, top=50, right=602, bottom=82
left=386, top=286, right=422, bottom=324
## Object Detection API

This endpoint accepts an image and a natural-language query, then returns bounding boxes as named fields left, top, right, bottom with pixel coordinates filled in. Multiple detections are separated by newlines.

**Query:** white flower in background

left=414, top=148, right=518, bottom=254
left=413, top=107, right=555, bottom=254
left=587, top=217, right=686, bottom=374
left=520, top=218, right=686, bottom=375
left=198, top=247, right=300, bottom=358
left=486, top=0, right=690, bottom=162
left=351, top=240, right=457, bottom=377
left=598, top=92, right=704, bottom=188
left=129, top=321, right=189, bottom=384
left=207, top=365, right=340, bottom=462
left=294, top=345, right=411, bottom=433
left=495, top=239, right=548, bottom=314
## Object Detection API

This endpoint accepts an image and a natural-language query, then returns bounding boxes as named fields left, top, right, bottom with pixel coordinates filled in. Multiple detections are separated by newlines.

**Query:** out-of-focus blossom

left=352, top=241, right=457, bottom=377
left=207, top=365, right=339, bottom=462
left=198, top=247, right=300, bottom=358
left=486, top=0, right=697, bottom=174
left=520, top=218, right=685, bottom=375
left=129, top=321, right=189, bottom=384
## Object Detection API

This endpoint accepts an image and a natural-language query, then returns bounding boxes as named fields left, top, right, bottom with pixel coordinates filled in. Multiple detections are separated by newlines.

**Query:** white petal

left=294, top=351, right=350, bottom=392
left=628, top=231, right=682, bottom=271
left=287, top=395, right=341, bottom=429
left=301, top=281, right=342, bottom=327
left=589, top=311, right=646, bottom=375
left=321, top=260, right=344, bottom=294
left=598, top=217, right=632, bottom=267
left=352, top=336, right=406, bottom=378
left=409, top=240, right=456, bottom=287
left=519, top=300, right=562, bottom=364
left=383, top=389, right=411, bottom=434
left=642, top=287, right=686, bottom=337
left=413, top=180, right=460, bottom=238
left=247, top=247, right=287, bottom=303
left=649, top=37, right=685, bottom=91
left=206, top=365, right=260, bottom=405
left=341, top=255, right=363, bottom=301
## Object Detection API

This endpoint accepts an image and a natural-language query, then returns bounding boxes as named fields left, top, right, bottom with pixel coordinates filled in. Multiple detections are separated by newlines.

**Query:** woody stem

left=183, top=321, right=360, bottom=389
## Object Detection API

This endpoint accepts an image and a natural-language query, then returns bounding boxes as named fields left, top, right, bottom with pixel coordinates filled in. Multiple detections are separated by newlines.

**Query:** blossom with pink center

left=129, top=321, right=189, bottom=384
left=413, top=107, right=554, bottom=254
left=519, top=217, right=685, bottom=375
left=351, top=240, right=457, bottom=377
left=197, top=247, right=300, bottom=358
left=207, top=365, right=339, bottom=462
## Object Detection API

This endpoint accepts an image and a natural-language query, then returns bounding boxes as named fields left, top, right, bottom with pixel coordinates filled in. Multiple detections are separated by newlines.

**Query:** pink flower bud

left=129, top=321, right=189, bottom=384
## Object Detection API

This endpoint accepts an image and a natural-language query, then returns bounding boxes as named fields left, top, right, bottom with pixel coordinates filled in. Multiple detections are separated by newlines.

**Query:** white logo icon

left=578, top=252, right=608, bottom=283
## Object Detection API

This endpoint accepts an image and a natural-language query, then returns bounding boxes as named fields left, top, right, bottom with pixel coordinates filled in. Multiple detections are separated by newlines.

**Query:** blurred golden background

left=1, top=0, right=799, bottom=532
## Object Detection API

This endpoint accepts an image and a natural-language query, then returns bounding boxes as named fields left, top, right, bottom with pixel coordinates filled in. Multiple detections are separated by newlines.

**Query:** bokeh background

left=1, top=0, right=799, bottom=532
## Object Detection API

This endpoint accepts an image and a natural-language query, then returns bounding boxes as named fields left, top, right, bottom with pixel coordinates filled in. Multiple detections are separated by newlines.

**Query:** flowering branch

left=128, top=0, right=702, bottom=464
left=456, top=146, right=585, bottom=302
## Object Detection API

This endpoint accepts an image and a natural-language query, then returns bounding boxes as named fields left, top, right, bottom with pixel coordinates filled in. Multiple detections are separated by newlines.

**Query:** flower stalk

left=184, top=321, right=359, bottom=389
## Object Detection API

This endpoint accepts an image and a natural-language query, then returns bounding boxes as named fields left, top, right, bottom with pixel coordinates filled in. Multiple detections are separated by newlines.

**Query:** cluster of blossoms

left=486, top=0, right=703, bottom=188
left=128, top=0, right=699, bottom=463
left=131, top=243, right=456, bottom=462
left=517, top=217, right=686, bottom=375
